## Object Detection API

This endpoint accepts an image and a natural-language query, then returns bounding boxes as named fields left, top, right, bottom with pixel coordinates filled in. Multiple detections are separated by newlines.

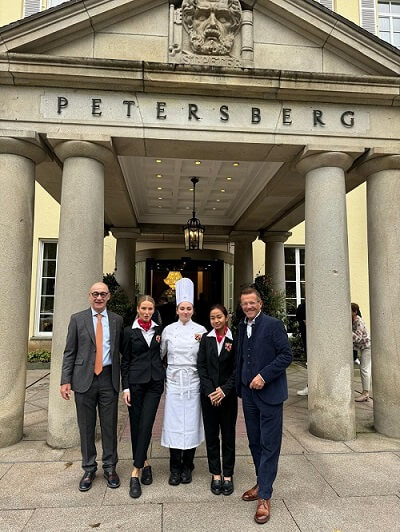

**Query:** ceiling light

left=226, top=177, right=232, bottom=181
left=157, top=187, right=163, bottom=190
left=216, top=199, right=221, bottom=203
left=195, top=161, right=201, bottom=165
left=212, top=207, right=216, bottom=210
left=220, top=189, right=225, bottom=193
left=158, top=197, right=163, bottom=200
left=189, top=188, right=193, bottom=191
left=233, top=162, right=239, bottom=167
left=156, top=174, right=163, bottom=178
left=156, top=159, right=162, bottom=163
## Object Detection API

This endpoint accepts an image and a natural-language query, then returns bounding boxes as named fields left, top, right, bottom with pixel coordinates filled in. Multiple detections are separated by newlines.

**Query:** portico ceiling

left=118, top=156, right=283, bottom=226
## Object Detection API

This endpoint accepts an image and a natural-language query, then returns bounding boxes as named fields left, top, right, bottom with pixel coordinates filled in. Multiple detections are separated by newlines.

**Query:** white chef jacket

left=161, top=319, right=207, bottom=449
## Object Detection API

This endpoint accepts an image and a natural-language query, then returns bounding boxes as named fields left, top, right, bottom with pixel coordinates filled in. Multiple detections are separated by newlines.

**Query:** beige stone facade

left=1, top=0, right=400, bottom=446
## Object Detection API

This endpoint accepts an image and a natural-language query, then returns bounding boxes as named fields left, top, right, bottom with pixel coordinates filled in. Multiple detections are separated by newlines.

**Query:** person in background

left=197, top=304, right=237, bottom=496
left=121, top=295, right=164, bottom=498
left=351, top=302, right=371, bottom=402
left=161, top=278, right=207, bottom=486
left=296, top=300, right=308, bottom=396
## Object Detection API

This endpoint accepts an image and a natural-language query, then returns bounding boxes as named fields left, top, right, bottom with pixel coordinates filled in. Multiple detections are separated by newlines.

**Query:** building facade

left=1, top=0, right=399, bottom=451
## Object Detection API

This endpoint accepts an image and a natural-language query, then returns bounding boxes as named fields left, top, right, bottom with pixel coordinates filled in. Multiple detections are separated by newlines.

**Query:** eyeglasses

left=90, top=291, right=109, bottom=298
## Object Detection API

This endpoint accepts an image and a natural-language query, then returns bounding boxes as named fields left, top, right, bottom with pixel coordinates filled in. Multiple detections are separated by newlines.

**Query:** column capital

left=260, top=231, right=292, bottom=244
left=111, top=227, right=141, bottom=239
left=229, top=230, right=258, bottom=243
left=0, top=135, right=46, bottom=164
left=354, top=148, right=400, bottom=178
left=296, top=146, right=362, bottom=175
left=54, top=140, right=113, bottom=165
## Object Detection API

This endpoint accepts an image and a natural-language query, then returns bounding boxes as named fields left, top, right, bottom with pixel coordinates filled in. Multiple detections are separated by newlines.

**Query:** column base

left=374, top=400, right=400, bottom=439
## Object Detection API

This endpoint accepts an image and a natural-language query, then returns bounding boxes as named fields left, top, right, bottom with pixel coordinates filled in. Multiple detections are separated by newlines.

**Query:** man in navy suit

left=236, top=287, right=292, bottom=524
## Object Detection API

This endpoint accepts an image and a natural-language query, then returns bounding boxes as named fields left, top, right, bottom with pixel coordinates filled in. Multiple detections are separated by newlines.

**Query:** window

left=285, top=247, right=305, bottom=333
left=47, top=0, right=67, bottom=7
left=23, top=0, right=41, bottom=17
left=35, top=240, right=57, bottom=335
left=378, top=1, right=400, bottom=46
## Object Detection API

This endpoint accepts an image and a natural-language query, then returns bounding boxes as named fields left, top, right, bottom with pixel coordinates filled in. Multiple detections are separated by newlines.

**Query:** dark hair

left=351, top=302, right=362, bottom=317
left=240, top=287, right=261, bottom=301
left=210, top=304, right=228, bottom=317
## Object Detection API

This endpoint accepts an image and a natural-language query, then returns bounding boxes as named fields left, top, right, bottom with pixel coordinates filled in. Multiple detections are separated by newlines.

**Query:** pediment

left=1, top=0, right=400, bottom=77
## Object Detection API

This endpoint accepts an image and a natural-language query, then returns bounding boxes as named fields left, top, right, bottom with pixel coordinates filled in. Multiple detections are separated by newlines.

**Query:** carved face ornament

left=182, top=0, right=242, bottom=56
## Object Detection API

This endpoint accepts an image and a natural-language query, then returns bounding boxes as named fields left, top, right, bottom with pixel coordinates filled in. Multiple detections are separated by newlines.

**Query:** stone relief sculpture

left=169, top=0, right=254, bottom=67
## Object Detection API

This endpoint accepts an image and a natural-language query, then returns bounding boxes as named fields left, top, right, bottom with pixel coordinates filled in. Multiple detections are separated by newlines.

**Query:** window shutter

left=23, top=0, right=41, bottom=17
left=360, top=0, right=377, bottom=35
left=318, top=0, right=334, bottom=10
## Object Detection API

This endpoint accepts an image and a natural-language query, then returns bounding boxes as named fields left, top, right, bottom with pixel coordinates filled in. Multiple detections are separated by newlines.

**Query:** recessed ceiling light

left=156, top=174, right=162, bottom=178
left=212, top=207, right=216, bottom=210
left=158, top=197, right=163, bottom=200
left=156, top=159, right=162, bottom=163
left=220, top=189, right=225, bottom=193
left=157, top=187, right=163, bottom=190
left=226, top=177, right=232, bottom=181
left=195, top=161, right=201, bottom=165
left=158, top=205, right=162, bottom=208
left=189, top=188, right=193, bottom=191
left=216, top=199, right=221, bottom=202
left=186, top=206, right=190, bottom=209
left=233, top=162, right=239, bottom=167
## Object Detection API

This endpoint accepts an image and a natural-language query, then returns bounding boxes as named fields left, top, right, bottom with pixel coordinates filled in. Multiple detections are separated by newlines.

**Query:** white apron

left=161, top=320, right=207, bottom=449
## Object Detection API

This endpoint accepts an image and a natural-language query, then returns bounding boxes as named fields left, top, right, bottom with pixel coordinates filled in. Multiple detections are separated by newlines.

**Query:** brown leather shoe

left=254, top=498, right=270, bottom=524
left=241, top=484, right=259, bottom=501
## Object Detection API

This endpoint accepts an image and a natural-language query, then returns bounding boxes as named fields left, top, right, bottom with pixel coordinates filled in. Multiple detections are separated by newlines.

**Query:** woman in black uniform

left=197, top=304, right=237, bottom=496
left=121, top=295, right=165, bottom=499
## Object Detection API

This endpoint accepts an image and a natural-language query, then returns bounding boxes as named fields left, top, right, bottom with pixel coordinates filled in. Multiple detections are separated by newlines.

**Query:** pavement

left=1, top=363, right=400, bottom=531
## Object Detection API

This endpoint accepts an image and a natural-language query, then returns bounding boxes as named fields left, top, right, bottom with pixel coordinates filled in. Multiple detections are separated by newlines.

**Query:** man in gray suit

left=60, top=282, right=124, bottom=491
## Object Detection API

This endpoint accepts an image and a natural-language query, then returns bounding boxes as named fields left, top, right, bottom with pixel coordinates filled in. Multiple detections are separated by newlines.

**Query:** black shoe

left=222, top=478, right=234, bottom=496
left=79, top=471, right=96, bottom=492
left=168, top=471, right=181, bottom=486
left=141, top=465, right=153, bottom=485
left=129, top=477, right=142, bottom=498
left=103, top=470, right=120, bottom=489
left=211, top=478, right=222, bottom=495
left=181, top=468, right=192, bottom=484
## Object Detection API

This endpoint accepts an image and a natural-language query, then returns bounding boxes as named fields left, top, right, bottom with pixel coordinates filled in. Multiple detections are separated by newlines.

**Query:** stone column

left=0, top=136, right=45, bottom=448
left=112, top=228, right=140, bottom=303
left=356, top=152, right=400, bottom=438
left=47, top=141, right=113, bottom=448
left=297, top=150, right=355, bottom=441
left=230, top=231, right=258, bottom=308
left=261, top=231, right=292, bottom=294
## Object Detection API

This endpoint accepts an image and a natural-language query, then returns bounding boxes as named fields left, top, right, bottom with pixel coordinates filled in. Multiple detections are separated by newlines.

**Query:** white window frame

left=47, top=0, right=67, bottom=8
left=377, top=1, right=400, bottom=45
left=285, top=246, right=305, bottom=332
left=23, top=0, right=42, bottom=17
left=34, top=239, right=58, bottom=337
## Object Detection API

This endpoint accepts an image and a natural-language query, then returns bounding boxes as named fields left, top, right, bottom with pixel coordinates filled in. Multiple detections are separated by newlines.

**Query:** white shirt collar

left=91, top=308, right=108, bottom=317
left=207, top=328, right=233, bottom=340
left=245, top=310, right=261, bottom=325
left=132, top=319, right=158, bottom=330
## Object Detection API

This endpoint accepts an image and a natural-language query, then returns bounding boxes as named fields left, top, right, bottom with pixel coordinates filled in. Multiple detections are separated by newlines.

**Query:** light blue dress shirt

left=91, top=308, right=111, bottom=367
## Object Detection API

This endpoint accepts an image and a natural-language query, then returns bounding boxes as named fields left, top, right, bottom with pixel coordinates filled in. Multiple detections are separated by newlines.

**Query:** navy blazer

left=197, top=333, right=236, bottom=398
left=236, top=312, right=292, bottom=405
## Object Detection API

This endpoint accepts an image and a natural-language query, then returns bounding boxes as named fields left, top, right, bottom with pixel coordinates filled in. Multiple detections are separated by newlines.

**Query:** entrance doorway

left=146, top=258, right=224, bottom=329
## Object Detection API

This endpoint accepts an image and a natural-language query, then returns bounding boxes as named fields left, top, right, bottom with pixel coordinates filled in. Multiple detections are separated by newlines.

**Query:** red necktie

left=94, top=314, right=103, bottom=375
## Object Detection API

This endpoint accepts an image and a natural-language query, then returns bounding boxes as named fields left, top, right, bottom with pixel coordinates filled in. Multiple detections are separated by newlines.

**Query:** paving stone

left=307, top=452, right=400, bottom=496
left=0, top=441, right=64, bottom=463
left=163, top=499, right=299, bottom=531
left=285, top=424, right=354, bottom=454
left=22, top=426, right=47, bottom=441
left=0, top=462, right=106, bottom=510
left=345, top=432, right=400, bottom=453
left=286, top=495, right=400, bottom=532
left=25, top=371, right=49, bottom=387
left=0, top=464, right=12, bottom=480
left=25, top=505, right=162, bottom=531
left=0, top=510, right=34, bottom=531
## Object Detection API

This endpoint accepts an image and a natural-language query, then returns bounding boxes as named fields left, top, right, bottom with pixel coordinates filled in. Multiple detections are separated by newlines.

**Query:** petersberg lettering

left=39, top=91, right=369, bottom=133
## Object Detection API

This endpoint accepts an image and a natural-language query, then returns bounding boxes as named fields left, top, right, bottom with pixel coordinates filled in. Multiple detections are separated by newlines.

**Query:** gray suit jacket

left=60, top=308, right=124, bottom=393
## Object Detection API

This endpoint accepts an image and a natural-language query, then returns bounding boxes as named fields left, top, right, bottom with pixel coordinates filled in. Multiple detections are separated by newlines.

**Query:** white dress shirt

left=91, top=308, right=111, bottom=366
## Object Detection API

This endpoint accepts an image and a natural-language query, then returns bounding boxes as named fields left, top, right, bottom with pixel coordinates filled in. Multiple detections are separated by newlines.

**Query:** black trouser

left=128, top=378, right=164, bottom=469
left=201, top=392, right=237, bottom=477
left=74, top=366, right=118, bottom=473
left=169, top=448, right=196, bottom=474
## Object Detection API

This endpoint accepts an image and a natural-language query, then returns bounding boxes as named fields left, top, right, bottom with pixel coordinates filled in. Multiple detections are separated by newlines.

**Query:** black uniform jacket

left=197, top=331, right=236, bottom=398
left=121, top=324, right=165, bottom=389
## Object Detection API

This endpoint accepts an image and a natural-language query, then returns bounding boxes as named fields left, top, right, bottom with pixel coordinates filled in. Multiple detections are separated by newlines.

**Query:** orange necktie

left=94, top=313, right=103, bottom=375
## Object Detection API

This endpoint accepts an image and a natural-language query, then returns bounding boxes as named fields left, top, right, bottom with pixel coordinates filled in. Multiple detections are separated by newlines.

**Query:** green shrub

left=103, top=273, right=136, bottom=327
left=27, top=349, right=51, bottom=363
